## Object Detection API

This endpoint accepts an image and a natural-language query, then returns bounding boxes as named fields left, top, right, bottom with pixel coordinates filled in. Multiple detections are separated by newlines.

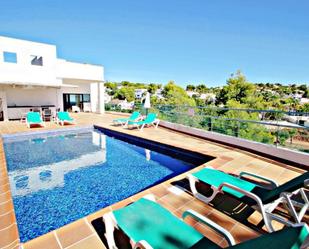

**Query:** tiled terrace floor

left=0, top=112, right=307, bottom=249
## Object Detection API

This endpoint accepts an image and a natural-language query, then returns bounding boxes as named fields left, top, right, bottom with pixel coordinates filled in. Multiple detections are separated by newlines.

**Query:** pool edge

left=0, top=138, right=20, bottom=249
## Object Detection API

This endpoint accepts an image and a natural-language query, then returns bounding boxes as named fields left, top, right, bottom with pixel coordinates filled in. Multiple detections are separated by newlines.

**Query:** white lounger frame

left=55, top=118, right=75, bottom=126
left=113, top=120, right=128, bottom=127
left=129, top=119, right=160, bottom=131
left=187, top=167, right=309, bottom=232
left=103, top=194, right=235, bottom=249
left=113, top=116, right=142, bottom=128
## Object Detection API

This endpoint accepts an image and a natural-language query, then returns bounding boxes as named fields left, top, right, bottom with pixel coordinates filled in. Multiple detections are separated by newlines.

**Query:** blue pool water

left=3, top=128, right=207, bottom=242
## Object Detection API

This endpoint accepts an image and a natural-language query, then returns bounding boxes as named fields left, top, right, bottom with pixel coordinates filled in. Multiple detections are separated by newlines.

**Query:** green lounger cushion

left=27, top=112, right=42, bottom=123
left=128, top=113, right=157, bottom=125
left=230, top=225, right=308, bottom=249
left=192, top=168, right=256, bottom=198
left=58, top=112, right=74, bottom=121
left=190, top=226, right=308, bottom=249
left=113, top=111, right=140, bottom=123
left=113, top=198, right=209, bottom=249
left=253, top=171, right=309, bottom=204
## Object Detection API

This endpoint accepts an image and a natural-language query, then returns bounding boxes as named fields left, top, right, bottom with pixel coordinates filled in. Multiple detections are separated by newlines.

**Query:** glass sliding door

left=63, top=94, right=91, bottom=112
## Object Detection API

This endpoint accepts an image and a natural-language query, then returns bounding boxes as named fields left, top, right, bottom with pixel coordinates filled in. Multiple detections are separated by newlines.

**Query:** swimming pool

left=3, top=127, right=211, bottom=242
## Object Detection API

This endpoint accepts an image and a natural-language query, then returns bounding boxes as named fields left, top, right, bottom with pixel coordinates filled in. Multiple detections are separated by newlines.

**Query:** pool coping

left=1, top=125, right=93, bottom=139
left=0, top=138, right=20, bottom=249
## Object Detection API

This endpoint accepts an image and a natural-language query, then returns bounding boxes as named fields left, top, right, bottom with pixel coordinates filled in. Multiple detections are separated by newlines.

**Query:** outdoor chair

left=103, top=195, right=309, bottom=249
left=56, top=111, right=75, bottom=126
left=127, top=113, right=160, bottom=131
left=26, top=112, right=45, bottom=128
left=187, top=167, right=309, bottom=232
left=113, top=111, right=140, bottom=127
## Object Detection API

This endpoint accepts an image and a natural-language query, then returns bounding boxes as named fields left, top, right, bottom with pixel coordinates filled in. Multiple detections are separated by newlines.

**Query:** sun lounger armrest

left=239, top=171, right=278, bottom=189
left=134, top=240, right=153, bottom=249
left=182, top=210, right=235, bottom=246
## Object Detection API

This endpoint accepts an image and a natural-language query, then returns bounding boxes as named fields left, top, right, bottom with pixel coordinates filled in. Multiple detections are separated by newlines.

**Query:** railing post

left=235, top=122, right=240, bottom=137
left=275, top=125, right=279, bottom=147
left=209, top=117, right=212, bottom=131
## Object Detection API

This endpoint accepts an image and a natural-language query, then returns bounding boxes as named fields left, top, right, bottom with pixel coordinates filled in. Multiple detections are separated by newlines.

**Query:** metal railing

left=105, top=103, right=309, bottom=153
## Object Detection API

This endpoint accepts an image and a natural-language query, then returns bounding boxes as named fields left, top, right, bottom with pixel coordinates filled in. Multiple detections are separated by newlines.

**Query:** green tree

left=114, top=87, right=135, bottom=101
left=298, top=84, right=308, bottom=92
left=284, top=97, right=300, bottom=111
left=216, top=71, right=259, bottom=108
left=147, top=83, right=158, bottom=94
left=196, top=84, right=208, bottom=93
left=186, top=84, right=196, bottom=91
left=162, top=81, right=196, bottom=106
left=277, top=130, right=290, bottom=146
left=299, top=103, right=309, bottom=112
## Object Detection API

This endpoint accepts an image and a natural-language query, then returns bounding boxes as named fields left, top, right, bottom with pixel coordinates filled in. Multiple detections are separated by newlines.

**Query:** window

left=30, top=55, right=43, bottom=66
left=63, top=94, right=91, bottom=111
left=83, top=94, right=90, bottom=102
left=3, top=51, right=17, bottom=63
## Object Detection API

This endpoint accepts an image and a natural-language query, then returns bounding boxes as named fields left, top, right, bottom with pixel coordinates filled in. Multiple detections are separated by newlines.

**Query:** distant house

left=300, top=98, right=309, bottom=104
left=186, top=91, right=199, bottom=98
left=290, top=93, right=303, bottom=100
left=104, top=93, right=112, bottom=103
left=199, top=93, right=216, bottom=103
left=135, top=89, right=147, bottom=99
left=110, top=99, right=134, bottom=110
left=153, top=88, right=164, bottom=100
left=284, top=114, right=309, bottom=127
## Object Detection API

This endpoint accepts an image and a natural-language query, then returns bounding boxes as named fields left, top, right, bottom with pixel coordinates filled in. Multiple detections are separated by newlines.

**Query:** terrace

left=0, top=112, right=307, bottom=249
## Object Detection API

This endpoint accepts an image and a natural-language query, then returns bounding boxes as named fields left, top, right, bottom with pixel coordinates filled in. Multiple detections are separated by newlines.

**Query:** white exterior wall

left=90, top=83, right=105, bottom=113
left=0, top=36, right=60, bottom=86
left=0, top=36, right=105, bottom=118
left=56, top=59, right=104, bottom=82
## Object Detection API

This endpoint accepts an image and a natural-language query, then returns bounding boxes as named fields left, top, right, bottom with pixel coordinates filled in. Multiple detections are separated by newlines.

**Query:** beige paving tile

left=23, top=232, right=60, bottom=249
left=230, top=224, right=260, bottom=244
left=56, top=219, right=93, bottom=248
left=0, top=211, right=16, bottom=230
left=0, top=112, right=306, bottom=249
left=0, top=224, right=20, bottom=249
left=194, top=222, right=225, bottom=246
left=65, top=234, right=106, bottom=249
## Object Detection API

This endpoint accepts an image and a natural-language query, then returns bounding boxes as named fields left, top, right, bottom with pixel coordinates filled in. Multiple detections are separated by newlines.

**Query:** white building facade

left=0, top=36, right=104, bottom=120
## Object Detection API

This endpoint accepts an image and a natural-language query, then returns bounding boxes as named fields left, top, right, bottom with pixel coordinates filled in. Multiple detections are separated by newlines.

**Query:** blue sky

left=1, top=1, right=309, bottom=87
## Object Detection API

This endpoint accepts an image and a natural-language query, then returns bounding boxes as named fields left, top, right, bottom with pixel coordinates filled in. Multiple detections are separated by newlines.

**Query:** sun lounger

left=128, top=112, right=159, bottom=131
left=56, top=111, right=75, bottom=126
left=103, top=195, right=309, bottom=249
left=187, top=167, right=309, bottom=232
left=113, top=111, right=140, bottom=127
left=26, top=112, right=45, bottom=128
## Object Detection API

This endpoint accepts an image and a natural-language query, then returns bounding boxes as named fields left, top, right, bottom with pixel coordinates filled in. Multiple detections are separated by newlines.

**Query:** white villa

left=0, top=36, right=105, bottom=121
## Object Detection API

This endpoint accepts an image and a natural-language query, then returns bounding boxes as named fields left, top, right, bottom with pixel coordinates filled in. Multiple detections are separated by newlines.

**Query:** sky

left=0, top=0, right=309, bottom=87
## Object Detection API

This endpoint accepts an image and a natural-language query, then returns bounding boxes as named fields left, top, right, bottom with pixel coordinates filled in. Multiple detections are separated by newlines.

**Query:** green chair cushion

left=253, top=171, right=309, bottom=204
left=230, top=226, right=308, bottom=249
left=192, top=168, right=256, bottom=198
left=191, top=226, right=308, bottom=249
left=128, top=113, right=157, bottom=125
left=113, top=111, right=140, bottom=123
left=113, top=198, right=204, bottom=249
left=58, top=112, right=74, bottom=121
left=27, top=112, right=42, bottom=123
